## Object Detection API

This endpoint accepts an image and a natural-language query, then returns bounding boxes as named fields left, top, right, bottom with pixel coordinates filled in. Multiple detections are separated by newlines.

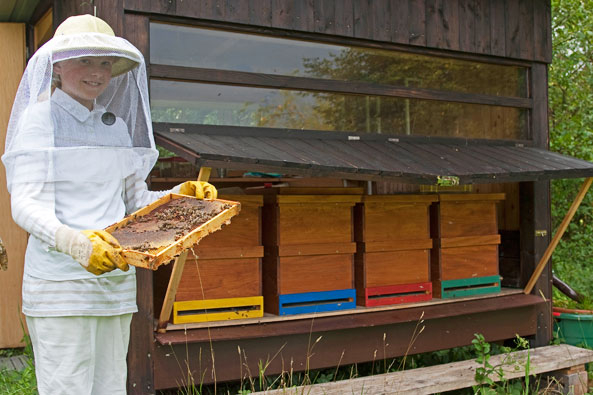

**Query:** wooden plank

left=127, top=267, right=155, bottom=394
left=438, top=193, right=505, bottom=202
left=518, top=0, right=535, bottom=60
left=474, top=0, right=491, bottom=54
left=524, top=177, right=593, bottom=294
left=361, top=250, right=430, bottom=286
left=314, top=0, right=335, bottom=34
left=439, top=234, right=501, bottom=248
left=362, top=282, right=432, bottom=306
left=489, top=0, right=506, bottom=56
left=190, top=246, right=263, bottom=259
left=174, top=0, right=201, bottom=19
left=533, top=0, right=552, bottom=62
left=371, top=0, right=391, bottom=42
left=0, top=355, right=28, bottom=372
left=458, top=0, right=476, bottom=53
left=124, top=12, right=149, bottom=60
left=292, top=0, right=314, bottom=31
left=361, top=203, right=431, bottom=241
left=177, top=257, right=262, bottom=300
left=353, top=0, right=371, bottom=40
left=398, top=142, right=474, bottom=176
left=276, top=195, right=360, bottom=204
left=505, top=0, right=521, bottom=59
left=157, top=249, right=189, bottom=332
left=0, top=23, right=28, bottom=349
left=439, top=244, right=499, bottom=280
left=257, top=345, right=593, bottom=394
left=390, top=0, right=409, bottom=44
left=277, top=242, right=356, bottom=257
left=408, top=0, right=426, bottom=45
left=362, top=194, right=438, bottom=203
left=173, top=296, right=263, bottom=324
left=149, top=64, right=533, bottom=108
left=440, top=275, right=501, bottom=298
left=333, top=0, right=354, bottom=37
left=278, top=254, right=354, bottom=294
left=224, top=0, right=250, bottom=25
left=278, top=289, right=356, bottom=315
left=438, top=202, right=498, bottom=237
left=164, top=288, right=526, bottom=331
left=271, top=0, right=293, bottom=29
left=248, top=0, right=272, bottom=26
left=153, top=297, right=541, bottom=387
left=362, top=239, right=433, bottom=252
left=426, top=0, right=459, bottom=50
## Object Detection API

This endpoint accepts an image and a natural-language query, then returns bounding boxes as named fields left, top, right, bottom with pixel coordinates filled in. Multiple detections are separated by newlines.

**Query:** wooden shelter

left=4, top=1, right=593, bottom=393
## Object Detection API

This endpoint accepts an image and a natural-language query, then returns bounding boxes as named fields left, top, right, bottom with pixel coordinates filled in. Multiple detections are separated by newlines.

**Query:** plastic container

left=553, top=307, right=593, bottom=347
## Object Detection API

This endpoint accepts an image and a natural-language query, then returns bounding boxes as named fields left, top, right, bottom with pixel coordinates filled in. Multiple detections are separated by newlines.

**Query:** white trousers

left=26, top=314, right=132, bottom=395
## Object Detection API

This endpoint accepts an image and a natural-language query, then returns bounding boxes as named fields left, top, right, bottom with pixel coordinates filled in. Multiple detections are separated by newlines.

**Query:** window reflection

left=150, top=22, right=527, bottom=98
left=151, top=80, right=527, bottom=139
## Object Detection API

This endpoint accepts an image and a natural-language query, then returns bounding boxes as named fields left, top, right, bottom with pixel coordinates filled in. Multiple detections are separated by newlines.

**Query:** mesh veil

left=2, top=32, right=158, bottom=193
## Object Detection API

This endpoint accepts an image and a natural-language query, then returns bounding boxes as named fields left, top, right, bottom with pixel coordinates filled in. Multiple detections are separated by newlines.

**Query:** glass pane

left=151, top=80, right=527, bottom=140
left=150, top=22, right=527, bottom=98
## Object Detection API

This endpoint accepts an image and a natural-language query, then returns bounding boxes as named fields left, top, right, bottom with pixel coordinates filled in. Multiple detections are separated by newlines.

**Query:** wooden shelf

left=155, top=288, right=539, bottom=344
left=150, top=177, right=288, bottom=183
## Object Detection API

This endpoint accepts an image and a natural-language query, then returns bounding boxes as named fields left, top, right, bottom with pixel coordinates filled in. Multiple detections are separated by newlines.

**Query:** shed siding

left=109, top=0, right=552, bottom=63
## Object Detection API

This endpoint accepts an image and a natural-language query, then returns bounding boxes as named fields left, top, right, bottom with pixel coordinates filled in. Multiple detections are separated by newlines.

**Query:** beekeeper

left=2, top=14, right=216, bottom=395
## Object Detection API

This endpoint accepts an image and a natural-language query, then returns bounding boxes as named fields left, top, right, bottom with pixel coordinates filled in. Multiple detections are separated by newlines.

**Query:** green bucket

left=554, top=311, right=593, bottom=347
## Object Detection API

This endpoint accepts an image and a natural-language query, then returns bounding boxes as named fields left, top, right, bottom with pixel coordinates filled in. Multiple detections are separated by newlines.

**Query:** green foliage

left=549, top=0, right=593, bottom=308
left=0, top=334, right=37, bottom=395
left=472, top=334, right=531, bottom=395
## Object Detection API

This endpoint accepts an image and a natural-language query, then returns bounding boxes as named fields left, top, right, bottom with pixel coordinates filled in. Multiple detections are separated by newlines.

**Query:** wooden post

left=156, top=249, right=189, bottom=333
left=524, top=177, right=593, bottom=294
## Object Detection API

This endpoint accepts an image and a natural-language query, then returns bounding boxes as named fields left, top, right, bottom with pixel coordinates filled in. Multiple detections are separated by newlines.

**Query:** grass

left=0, top=335, right=37, bottom=395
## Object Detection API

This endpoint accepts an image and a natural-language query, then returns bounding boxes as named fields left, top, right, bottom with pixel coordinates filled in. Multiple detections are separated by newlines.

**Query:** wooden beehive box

left=354, top=194, right=438, bottom=306
left=154, top=195, right=264, bottom=324
left=431, top=193, right=505, bottom=298
left=259, top=188, right=362, bottom=315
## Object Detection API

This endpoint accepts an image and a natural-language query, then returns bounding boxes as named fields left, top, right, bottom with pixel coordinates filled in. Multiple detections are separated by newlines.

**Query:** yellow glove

left=55, top=226, right=128, bottom=275
left=81, top=230, right=129, bottom=275
left=178, top=181, right=218, bottom=199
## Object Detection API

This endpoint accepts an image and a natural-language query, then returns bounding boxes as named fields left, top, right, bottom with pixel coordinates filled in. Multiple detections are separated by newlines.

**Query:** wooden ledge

left=155, top=290, right=544, bottom=345
left=255, top=344, right=593, bottom=395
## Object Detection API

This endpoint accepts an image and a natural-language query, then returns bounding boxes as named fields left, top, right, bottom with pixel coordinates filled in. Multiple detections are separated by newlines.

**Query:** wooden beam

left=524, top=177, right=593, bottom=294
left=151, top=64, right=533, bottom=109
left=197, top=167, right=211, bottom=182
left=255, top=345, right=593, bottom=395
left=156, top=249, right=189, bottom=333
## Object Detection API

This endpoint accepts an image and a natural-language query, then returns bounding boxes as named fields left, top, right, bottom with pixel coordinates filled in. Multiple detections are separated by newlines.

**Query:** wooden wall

left=117, top=0, right=551, bottom=63
left=55, top=0, right=552, bottom=63
left=0, top=23, right=29, bottom=348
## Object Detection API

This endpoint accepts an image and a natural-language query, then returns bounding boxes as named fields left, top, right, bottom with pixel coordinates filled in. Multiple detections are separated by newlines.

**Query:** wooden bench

left=256, top=344, right=593, bottom=395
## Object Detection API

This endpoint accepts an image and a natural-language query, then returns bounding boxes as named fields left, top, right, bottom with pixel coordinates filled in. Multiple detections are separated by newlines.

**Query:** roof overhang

left=153, top=124, right=593, bottom=185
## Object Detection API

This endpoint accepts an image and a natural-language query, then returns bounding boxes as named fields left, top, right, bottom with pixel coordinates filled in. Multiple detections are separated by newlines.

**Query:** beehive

left=259, top=188, right=362, bottom=315
left=431, top=193, right=505, bottom=298
left=154, top=195, right=264, bottom=323
left=354, top=194, right=437, bottom=306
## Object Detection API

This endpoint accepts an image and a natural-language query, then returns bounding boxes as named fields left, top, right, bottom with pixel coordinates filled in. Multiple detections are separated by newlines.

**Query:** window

left=150, top=22, right=529, bottom=140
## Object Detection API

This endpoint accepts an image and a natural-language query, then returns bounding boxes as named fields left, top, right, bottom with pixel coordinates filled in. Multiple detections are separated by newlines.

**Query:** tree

left=549, top=0, right=593, bottom=300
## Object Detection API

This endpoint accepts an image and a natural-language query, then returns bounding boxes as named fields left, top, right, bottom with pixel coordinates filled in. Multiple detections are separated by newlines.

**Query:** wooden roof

left=153, top=124, right=593, bottom=185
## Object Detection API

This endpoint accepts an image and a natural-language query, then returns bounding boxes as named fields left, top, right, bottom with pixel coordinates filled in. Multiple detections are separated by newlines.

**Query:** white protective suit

left=2, top=15, right=167, bottom=395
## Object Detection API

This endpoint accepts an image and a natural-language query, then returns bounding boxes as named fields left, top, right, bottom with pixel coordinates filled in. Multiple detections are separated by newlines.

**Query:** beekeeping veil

left=2, top=14, right=157, bottom=194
